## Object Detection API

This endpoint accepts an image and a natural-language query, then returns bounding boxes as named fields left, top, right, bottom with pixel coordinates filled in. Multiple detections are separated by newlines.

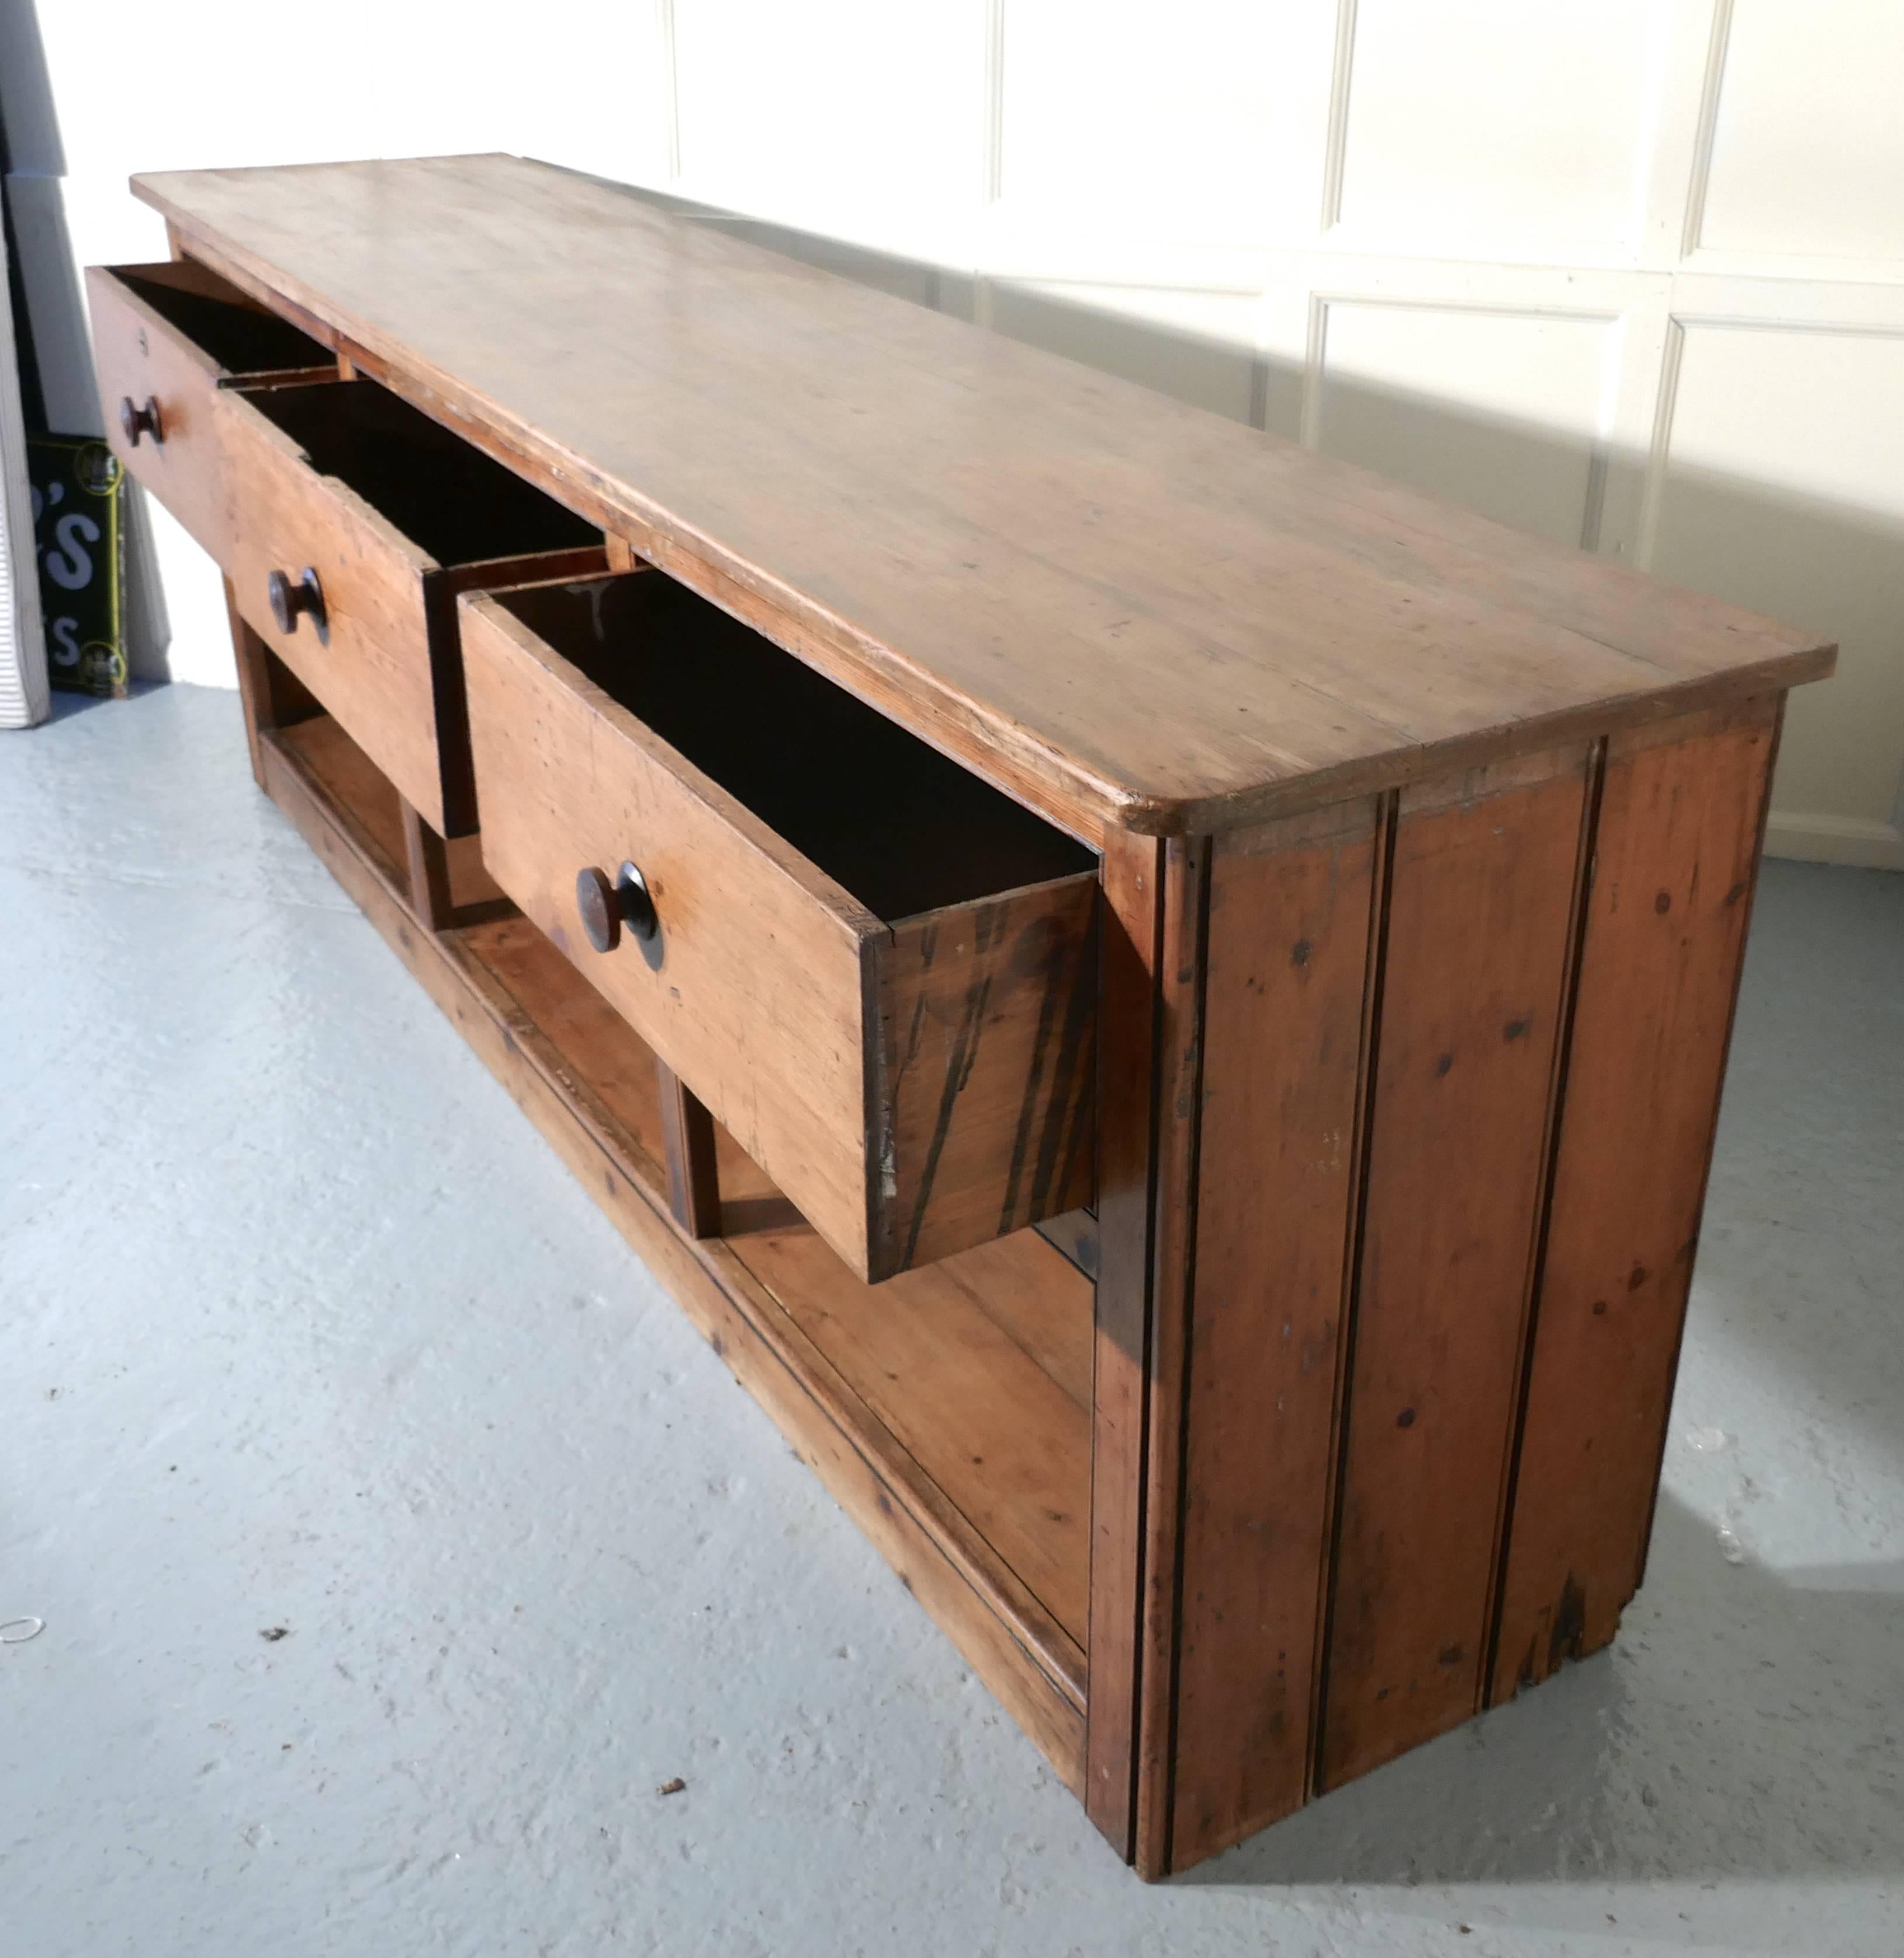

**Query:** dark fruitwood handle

left=267, top=567, right=326, bottom=637
left=119, top=395, right=163, bottom=447
left=575, top=861, right=658, bottom=954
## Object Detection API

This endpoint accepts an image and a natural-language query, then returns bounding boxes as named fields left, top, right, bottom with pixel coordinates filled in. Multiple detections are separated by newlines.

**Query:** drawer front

left=89, top=265, right=243, bottom=559
left=461, top=591, right=1096, bottom=1281
left=219, top=390, right=456, bottom=831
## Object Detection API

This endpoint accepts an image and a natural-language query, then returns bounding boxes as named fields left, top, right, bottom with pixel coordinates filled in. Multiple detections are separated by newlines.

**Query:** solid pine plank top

left=134, top=155, right=1834, bottom=836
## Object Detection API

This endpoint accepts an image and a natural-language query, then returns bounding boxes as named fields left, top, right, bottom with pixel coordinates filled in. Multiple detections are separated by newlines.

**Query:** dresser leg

left=655, top=1059, right=721, bottom=1238
left=224, top=580, right=277, bottom=789
left=398, top=795, right=455, bottom=930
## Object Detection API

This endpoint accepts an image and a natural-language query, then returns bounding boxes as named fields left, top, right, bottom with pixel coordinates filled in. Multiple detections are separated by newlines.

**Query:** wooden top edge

left=134, top=157, right=1837, bottom=838
left=1145, top=648, right=1832, bottom=836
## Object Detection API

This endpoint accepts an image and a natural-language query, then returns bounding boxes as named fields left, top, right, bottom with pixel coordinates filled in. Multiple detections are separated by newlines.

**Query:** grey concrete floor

left=3, top=682, right=1901, bottom=1958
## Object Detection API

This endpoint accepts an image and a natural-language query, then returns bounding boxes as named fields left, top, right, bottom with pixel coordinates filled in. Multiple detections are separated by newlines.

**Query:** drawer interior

left=491, top=573, right=1096, bottom=920
left=112, top=261, right=334, bottom=376
left=244, top=379, right=602, bottom=566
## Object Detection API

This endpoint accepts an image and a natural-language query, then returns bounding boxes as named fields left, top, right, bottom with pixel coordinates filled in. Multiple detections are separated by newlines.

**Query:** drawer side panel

left=874, top=875, right=1098, bottom=1279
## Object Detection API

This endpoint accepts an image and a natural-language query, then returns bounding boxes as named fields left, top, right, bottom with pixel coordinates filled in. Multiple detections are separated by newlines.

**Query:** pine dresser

left=92, top=155, right=1834, bottom=1876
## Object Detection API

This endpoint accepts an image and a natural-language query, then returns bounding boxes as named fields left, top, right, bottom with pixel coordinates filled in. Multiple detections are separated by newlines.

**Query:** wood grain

left=1083, top=831, right=1165, bottom=1864
left=1133, top=836, right=1209, bottom=1879
left=1170, top=799, right=1379, bottom=1866
left=461, top=591, right=1098, bottom=1282
left=136, top=157, right=1833, bottom=837
left=91, top=262, right=334, bottom=558
left=254, top=714, right=1089, bottom=1794
left=732, top=1222, right=1093, bottom=1656
left=131, top=154, right=1836, bottom=1877
left=875, top=880, right=1096, bottom=1274
left=221, top=387, right=452, bottom=825
left=1490, top=699, right=1781, bottom=1699
left=399, top=793, right=455, bottom=930
left=276, top=709, right=407, bottom=878
left=219, top=386, right=604, bottom=834
left=1320, top=750, right=1591, bottom=1789
left=939, top=1233, right=1095, bottom=1411
left=656, top=1058, right=721, bottom=1238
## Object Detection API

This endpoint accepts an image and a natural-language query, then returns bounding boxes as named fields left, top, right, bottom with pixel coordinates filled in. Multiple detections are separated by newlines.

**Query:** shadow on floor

left=1181, top=1488, right=1904, bottom=1888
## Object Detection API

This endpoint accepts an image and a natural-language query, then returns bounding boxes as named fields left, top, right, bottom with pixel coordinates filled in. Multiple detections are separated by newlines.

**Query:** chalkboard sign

left=28, top=434, right=127, bottom=698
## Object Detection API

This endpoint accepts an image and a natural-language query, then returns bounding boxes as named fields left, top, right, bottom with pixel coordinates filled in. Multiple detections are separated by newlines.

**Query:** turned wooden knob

left=119, top=395, right=163, bottom=447
left=575, top=861, right=658, bottom=954
left=267, top=566, right=326, bottom=637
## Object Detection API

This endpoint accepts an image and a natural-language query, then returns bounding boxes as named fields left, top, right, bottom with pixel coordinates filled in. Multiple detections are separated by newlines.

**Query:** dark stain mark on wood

left=899, top=966, right=996, bottom=1267
left=998, top=915, right=1073, bottom=1232
left=1291, top=937, right=1312, bottom=968
left=1396, top=1407, right=1416, bottom=1429
left=1654, top=890, right=1673, bottom=914
left=1504, top=1017, right=1531, bottom=1041
left=1546, top=1574, right=1588, bottom=1672
left=1627, top=1262, right=1649, bottom=1290
left=1009, top=911, right=1065, bottom=979
left=1435, top=1051, right=1455, bottom=1077
left=1027, top=919, right=1097, bottom=1215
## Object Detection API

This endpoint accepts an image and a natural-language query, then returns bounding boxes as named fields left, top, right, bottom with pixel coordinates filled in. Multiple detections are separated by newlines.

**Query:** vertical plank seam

left=1158, top=837, right=1213, bottom=1874
left=1307, top=787, right=1397, bottom=1796
left=1128, top=838, right=1171, bottom=1862
left=1631, top=694, right=1784, bottom=1584
left=1480, top=739, right=1608, bottom=1706
left=1133, top=834, right=1204, bottom=1870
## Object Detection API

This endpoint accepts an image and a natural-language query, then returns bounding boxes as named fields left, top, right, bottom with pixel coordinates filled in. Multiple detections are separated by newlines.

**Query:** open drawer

left=89, top=259, right=338, bottom=557
left=219, top=377, right=607, bottom=834
left=461, top=572, right=1099, bottom=1282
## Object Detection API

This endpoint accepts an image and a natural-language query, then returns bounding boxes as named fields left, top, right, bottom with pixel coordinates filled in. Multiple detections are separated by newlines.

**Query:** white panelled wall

left=27, top=0, right=1904, bottom=866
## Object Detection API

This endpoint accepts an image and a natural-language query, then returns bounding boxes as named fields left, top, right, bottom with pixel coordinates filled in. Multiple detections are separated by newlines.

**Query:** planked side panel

left=1320, top=750, right=1591, bottom=1789
left=1169, top=800, right=1379, bottom=1866
left=1490, top=699, right=1781, bottom=1698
